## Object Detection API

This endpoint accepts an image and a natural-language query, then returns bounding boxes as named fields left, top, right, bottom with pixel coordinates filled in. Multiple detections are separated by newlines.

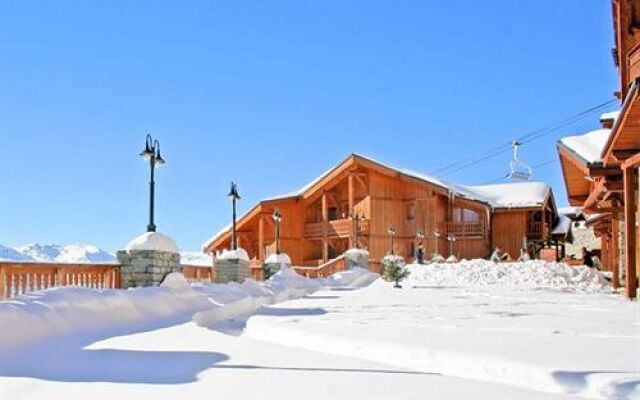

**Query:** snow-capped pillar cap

left=125, top=232, right=180, bottom=254
left=264, top=253, right=292, bottom=265
left=216, top=248, right=250, bottom=262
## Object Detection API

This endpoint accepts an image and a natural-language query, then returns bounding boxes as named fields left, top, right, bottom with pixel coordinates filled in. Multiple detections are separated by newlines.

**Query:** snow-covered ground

left=1, top=261, right=638, bottom=400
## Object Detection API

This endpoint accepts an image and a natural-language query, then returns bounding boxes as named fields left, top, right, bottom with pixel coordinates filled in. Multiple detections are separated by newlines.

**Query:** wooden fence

left=0, top=262, right=120, bottom=299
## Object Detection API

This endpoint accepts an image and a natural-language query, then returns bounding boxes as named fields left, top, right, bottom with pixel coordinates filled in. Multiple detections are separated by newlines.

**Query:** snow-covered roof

left=559, top=128, right=611, bottom=164
left=551, top=214, right=572, bottom=236
left=460, top=182, right=550, bottom=209
left=202, top=155, right=554, bottom=251
left=126, top=232, right=179, bottom=254
left=599, top=110, right=620, bottom=121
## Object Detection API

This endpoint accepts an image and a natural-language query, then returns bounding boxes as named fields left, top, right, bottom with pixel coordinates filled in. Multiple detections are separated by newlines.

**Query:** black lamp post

left=228, top=182, right=241, bottom=250
left=387, top=225, right=396, bottom=255
left=139, top=134, right=165, bottom=232
left=272, top=208, right=282, bottom=254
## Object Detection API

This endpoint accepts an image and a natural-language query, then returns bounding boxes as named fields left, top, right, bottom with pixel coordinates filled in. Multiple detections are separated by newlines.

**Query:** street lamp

left=228, top=182, right=241, bottom=250
left=416, top=229, right=425, bottom=264
left=387, top=225, right=396, bottom=255
left=434, top=228, right=441, bottom=255
left=272, top=208, right=282, bottom=255
left=139, top=134, right=165, bottom=232
left=447, top=233, right=457, bottom=257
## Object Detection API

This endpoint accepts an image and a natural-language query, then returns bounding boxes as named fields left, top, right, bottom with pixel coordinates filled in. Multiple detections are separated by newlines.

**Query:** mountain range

left=0, top=243, right=117, bottom=263
left=0, top=243, right=212, bottom=265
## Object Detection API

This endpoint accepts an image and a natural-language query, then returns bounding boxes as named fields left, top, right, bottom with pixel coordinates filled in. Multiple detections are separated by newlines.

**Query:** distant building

left=203, top=154, right=567, bottom=272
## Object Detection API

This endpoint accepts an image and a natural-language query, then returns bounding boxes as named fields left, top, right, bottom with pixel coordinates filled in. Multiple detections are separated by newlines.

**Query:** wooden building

left=556, top=0, right=640, bottom=299
left=203, top=154, right=562, bottom=273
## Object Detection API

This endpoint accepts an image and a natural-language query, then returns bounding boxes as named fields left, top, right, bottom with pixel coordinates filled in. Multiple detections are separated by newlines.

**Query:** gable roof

left=202, top=154, right=554, bottom=251
left=558, top=128, right=611, bottom=165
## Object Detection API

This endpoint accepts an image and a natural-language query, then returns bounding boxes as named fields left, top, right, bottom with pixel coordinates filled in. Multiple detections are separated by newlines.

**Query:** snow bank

left=125, top=232, right=179, bottom=254
left=1, top=267, right=379, bottom=349
left=405, top=259, right=610, bottom=292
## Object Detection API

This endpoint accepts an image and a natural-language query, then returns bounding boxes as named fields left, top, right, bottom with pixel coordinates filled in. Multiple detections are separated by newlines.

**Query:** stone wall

left=565, top=223, right=601, bottom=258
left=117, top=250, right=182, bottom=288
left=214, top=258, right=250, bottom=283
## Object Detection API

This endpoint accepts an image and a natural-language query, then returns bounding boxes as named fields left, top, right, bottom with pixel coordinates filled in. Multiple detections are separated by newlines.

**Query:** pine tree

left=382, top=257, right=410, bottom=288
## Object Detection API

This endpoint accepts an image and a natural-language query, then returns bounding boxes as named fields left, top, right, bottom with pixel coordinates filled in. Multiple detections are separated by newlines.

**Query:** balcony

left=527, top=221, right=549, bottom=239
left=304, top=218, right=370, bottom=239
left=438, top=221, right=484, bottom=238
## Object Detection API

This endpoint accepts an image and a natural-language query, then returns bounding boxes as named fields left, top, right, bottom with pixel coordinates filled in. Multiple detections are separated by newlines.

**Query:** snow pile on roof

left=0, top=266, right=379, bottom=350
left=180, top=251, right=212, bottom=266
left=551, top=214, right=572, bottom=236
left=126, top=232, right=179, bottom=253
left=216, top=248, right=249, bottom=261
left=559, top=128, right=611, bottom=164
left=405, top=259, right=609, bottom=292
left=599, top=110, right=620, bottom=121
left=461, top=182, right=549, bottom=208
left=265, top=253, right=292, bottom=265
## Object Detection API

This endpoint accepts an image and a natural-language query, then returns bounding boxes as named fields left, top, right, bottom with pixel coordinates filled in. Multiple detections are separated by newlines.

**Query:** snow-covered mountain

left=0, top=243, right=116, bottom=263
left=0, top=242, right=209, bottom=265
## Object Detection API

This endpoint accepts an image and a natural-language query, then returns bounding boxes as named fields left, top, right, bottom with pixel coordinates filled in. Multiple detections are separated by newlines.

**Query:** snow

left=344, top=247, right=369, bottom=256
left=216, top=248, right=249, bottom=261
left=559, top=128, right=611, bottom=164
left=1, top=262, right=637, bottom=399
left=0, top=244, right=33, bottom=262
left=599, top=110, right=620, bottom=121
left=461, top=182, right=550, bottom=209
left=1, top=243, right=116, bottom=263
left=264, top=252, right=292, bottom=265
left=180, top=251, right=212, bottom=266
left=404, top=259, right=609, bottom=292
left=551, top=214, right=572, bottom=236
left=245, top=277, right=639, bottom=400
left=125, top=232, right=179, bottom=254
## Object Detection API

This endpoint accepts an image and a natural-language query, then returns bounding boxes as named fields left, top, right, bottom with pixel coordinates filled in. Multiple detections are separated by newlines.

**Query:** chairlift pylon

left=507, top=140, right=532, bottom=181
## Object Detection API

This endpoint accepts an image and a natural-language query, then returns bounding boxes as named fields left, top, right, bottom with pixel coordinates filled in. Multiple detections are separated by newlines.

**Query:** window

left=328, top=207, right=338, bottom=221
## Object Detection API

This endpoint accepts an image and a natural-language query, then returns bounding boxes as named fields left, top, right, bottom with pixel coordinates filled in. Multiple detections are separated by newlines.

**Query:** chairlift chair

left=507, top=141, right=532, bottom=181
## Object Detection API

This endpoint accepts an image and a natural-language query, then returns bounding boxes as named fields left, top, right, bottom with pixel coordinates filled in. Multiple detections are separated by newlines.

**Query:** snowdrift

left=405, top=259, right=610, bottom=292
left=0, top=267, right=378, bottom=349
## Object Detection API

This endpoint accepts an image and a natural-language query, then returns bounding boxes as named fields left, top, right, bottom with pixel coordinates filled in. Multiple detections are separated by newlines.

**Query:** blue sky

left=0, top=1, right=619, bottom=252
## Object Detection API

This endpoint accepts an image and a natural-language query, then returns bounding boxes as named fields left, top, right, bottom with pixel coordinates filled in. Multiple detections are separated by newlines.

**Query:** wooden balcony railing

left=438, top=221, right=484, bottom=237
left=527, top=221, right=549, bottom=239
left=181, top=265, right=214, bottom=283
left=304, top=218, right=369, bottom=238
left=293, top=255, right=346, bottom=278
left=0, top=262, right=120, bottom=299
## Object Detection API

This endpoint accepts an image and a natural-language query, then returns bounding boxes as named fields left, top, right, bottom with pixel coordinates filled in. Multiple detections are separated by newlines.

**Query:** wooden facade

left=204, top=155, right=560, bottom=273
left=557, top=0, right=640, bottom=298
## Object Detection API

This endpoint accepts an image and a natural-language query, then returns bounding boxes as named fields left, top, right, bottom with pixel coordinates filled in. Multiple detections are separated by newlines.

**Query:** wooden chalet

left=557, top=0, right=640, bottom=298
left=203, top=154, right=562, bottom=273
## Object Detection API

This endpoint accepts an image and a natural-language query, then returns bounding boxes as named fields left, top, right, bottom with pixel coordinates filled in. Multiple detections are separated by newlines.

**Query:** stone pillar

left=118, top=249, right=182, bottom=288
left=214, top=248, right=250, bottom=283
left=263, top=253, right=292, bottom=278
left=119, top=231, right=182, bottom=288
left=344, top=249, right=370, bottom=270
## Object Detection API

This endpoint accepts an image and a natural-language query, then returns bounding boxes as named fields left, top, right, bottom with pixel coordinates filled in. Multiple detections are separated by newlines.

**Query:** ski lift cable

left=429, top=99, right=617, bottom=176
left=433, top=99, right=616, bottom=178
